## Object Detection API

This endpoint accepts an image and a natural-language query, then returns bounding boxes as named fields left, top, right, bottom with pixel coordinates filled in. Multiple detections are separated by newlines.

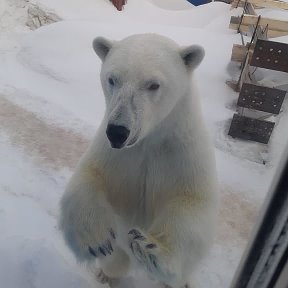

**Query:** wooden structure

left=230, top=14, right=288, bottom=38
left=110, top=0, right=127, bottom=11
left=228, top=114, right=275, bottom=144
left=227, top=0, right=288, bottom=145
left=237, top=83, right=286, bottom=114
left=231, top=0, right=288, bottom=10
left=250, top=39, right=288, bottom=73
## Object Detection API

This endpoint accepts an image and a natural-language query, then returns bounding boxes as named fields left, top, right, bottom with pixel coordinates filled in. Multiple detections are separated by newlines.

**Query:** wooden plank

left=241, top=14, right=288, bottom=33
left=229, top=21, right=250, bottom=32
left=229, top=14, right=288, bottom=32
left=228, top=114, right=275, bottom=144
left=244, top=2, right=257, bottom=15
left=250, top=39, right=288, bottom=72
left=232, top=0, right=288, bottom=10
left=230, top=15, right=288, bottom=37
left=231, top=44, right=248, bottom=62
left=245, top=2, right=267, bottom=40
left=238, top=83, right=286, bottom=114
left=231, top=44, right=256, bottom=62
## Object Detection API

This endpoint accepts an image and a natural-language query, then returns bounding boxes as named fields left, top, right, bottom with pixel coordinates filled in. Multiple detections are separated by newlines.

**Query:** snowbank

left=0, top=1, right=287, bottom=288
left=146, top=0, right=194, bottom=10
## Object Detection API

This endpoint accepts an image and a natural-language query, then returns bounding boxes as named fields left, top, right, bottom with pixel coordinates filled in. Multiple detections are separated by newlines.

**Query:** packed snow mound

left=0, top=0, right=28, bottom=32
left=35, top=0, right=194, bottom=15
left=146, top=0, right=194, bottom=10
left=0, top=0, right=61, bottom=32
left=1, top=0, right=288, bottom=288
left=32, top=0, right=229, bottom=29
left=0, top=239, right=93, bottom=288
left=26, top=3, right=61, bottom=30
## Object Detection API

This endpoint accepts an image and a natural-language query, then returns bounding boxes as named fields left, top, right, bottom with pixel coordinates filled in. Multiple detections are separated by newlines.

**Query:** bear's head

left=93, top=34, right=204, bottom=149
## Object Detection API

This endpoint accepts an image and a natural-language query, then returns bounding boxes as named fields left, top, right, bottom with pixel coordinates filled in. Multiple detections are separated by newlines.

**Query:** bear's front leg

left=128, top=196, right=215, bottom=288
left=59, top=164, right=117, bottom=261
left=60, top=189, right=117, bottom=260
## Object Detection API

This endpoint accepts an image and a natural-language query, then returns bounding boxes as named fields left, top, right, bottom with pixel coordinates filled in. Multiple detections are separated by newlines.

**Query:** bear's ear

left=180, top=45, right=205, bottom=71
left=93, top=37, right=114, bottom=61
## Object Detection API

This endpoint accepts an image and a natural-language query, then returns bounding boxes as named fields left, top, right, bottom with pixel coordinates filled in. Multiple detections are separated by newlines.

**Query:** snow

left=0, top=0, right=287, bottom=288
left=146, top=0, right=194, bottom=10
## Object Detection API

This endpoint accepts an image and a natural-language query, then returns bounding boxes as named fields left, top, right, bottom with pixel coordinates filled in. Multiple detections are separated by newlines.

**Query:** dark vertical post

left=230, top=145, right=288, bottom=288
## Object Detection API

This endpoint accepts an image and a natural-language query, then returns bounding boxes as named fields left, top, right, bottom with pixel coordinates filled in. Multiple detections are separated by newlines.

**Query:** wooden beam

left=229, top=21, right=251, bottom=32
left=231, top=44, right=255, bottom=62
left=245, top=2, right=257, bottom=15
left=230, top=15, right=288, bottom=37
left=229, top=23, right=288, bottom=38
left=231, top=44, right=247, bottom=62
left=245, top=3, right=267, bottom=40
left=242, top=15, right=288, bottom=32
left=232, top=0, right=288, bottom=10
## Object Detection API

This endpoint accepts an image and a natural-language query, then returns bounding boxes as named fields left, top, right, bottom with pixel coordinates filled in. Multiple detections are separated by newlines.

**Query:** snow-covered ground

left=0, top=0, right=287, bottom=287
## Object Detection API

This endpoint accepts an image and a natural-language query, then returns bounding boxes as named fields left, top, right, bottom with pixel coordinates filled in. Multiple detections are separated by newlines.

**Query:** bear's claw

left=110, top=228, right=116, bottom=239
left=88, top=246, right=97, bottom=257
left=128, top=228, right=162, bottom=275
left=88, top=229, right=115, bottom=258
left=128, top=229, right=145, bottom=238
left=128, top=229, right=174, bottom=282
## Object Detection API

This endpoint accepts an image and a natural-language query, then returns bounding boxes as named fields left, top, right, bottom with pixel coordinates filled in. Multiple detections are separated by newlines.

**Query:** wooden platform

left=228, top=114, right=275, bottom=144
left=250, top=39, right=288, bottom=73
left=227, top=0, right=288, bottom=145
left=238, top=83, right=286, bottom=114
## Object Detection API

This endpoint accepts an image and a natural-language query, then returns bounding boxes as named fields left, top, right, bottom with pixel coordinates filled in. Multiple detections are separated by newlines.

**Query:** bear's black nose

left=106, top=124, right=130, bottom=149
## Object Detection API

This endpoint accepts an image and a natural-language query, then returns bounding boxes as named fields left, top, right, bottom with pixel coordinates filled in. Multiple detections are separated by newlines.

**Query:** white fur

left=60, top=34, right=219, bottom=288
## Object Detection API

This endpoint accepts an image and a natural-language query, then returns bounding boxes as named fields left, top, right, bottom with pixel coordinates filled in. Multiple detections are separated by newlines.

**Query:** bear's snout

left=106, top=124, right=130, bottom=149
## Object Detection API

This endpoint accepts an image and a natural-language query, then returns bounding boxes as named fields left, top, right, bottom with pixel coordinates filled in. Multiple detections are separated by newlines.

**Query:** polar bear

left=59, top=34, right=218, bottom=288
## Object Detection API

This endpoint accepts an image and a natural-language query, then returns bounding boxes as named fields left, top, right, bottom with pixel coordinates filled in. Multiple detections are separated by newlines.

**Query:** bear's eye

left=108, top=77, right=115, bottom=86
left=147, top=82, right=160, bottom=91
